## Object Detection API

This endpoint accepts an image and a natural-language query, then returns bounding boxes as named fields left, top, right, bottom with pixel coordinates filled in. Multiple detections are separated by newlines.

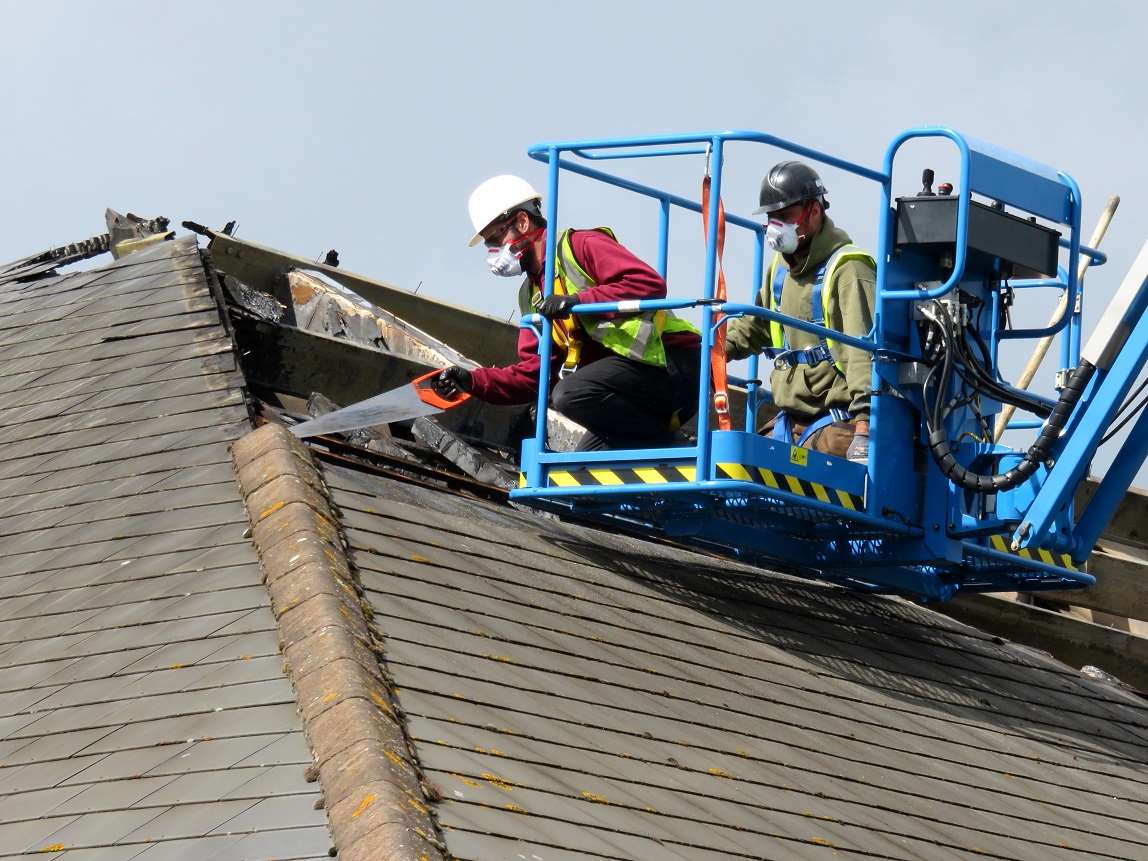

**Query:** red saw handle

left=413, top=368, right=471, bottom=410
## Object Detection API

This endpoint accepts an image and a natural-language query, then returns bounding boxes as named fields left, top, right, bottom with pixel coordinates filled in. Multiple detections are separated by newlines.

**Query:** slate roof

left=4, top=223, right=1148, bottom=861
left=318, top=456, right=1148, bottom=861
left=0, top=238, right=328, bottom=859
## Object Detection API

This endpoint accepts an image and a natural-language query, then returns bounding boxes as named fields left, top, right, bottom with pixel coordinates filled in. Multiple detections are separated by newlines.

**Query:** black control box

left=895, top=196, right=1061, bottom=277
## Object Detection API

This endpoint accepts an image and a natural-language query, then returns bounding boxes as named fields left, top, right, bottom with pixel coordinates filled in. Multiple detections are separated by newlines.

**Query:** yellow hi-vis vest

left=764, top=244, right=876, bottom=373
left=518, top=227, right=699, bottom=369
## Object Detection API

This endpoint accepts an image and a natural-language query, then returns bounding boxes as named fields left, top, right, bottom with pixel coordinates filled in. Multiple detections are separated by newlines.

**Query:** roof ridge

left=233, top=423, right=446, bottom=861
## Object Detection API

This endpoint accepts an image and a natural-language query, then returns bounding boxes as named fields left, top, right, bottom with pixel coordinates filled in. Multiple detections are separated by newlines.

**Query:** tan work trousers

left=763, top=416, right=856, bottom=459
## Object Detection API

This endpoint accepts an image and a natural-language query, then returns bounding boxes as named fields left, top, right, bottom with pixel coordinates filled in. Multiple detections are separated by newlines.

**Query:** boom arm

left=1016, top=238, right=1148, bottom=555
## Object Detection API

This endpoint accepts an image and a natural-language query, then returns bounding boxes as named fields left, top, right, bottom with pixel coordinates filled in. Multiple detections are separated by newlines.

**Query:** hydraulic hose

left=927, top=361, right=1095, bottom=493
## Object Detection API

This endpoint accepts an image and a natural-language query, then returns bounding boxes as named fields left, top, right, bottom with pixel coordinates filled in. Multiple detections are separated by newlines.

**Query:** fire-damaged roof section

left=0, top=238, right=329, bottom=858
left=316, top=455, right=1148, bottom=860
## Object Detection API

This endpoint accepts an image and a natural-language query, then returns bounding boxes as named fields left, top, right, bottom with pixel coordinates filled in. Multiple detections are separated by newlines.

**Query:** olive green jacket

left=725, top=217, right=876, bottom=421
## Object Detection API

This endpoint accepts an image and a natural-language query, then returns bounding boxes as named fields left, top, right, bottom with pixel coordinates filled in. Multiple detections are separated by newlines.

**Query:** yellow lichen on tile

left=351, top=793, right=376, bottom=818
left=259, top=500, right=287, bottom=519
left=383, top=749, right=411, bottom=772
left=481, top=772, right=514, bottom=791
left=580, top=791, right=610, bottom=804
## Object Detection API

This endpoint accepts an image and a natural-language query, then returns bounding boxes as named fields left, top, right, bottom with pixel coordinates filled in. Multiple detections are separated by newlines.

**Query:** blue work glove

left=434, top=366, right=472, bottom=398
left=846, top=429, right=869, bottom=464
left=537, top=293, right=580, bottom=319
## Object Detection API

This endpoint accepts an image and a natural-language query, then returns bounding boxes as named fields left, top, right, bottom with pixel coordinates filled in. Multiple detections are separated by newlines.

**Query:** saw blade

left=289, top=382, right=443, bottom=439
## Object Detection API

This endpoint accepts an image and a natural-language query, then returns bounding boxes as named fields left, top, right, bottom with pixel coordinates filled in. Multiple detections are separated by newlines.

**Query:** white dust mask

left=486, top=243, right=524, bottom=277
left=765, top=219, right=800, bottom=255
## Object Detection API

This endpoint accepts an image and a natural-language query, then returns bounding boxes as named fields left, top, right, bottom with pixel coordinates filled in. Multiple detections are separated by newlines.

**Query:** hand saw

left=289, top=369, right=470, bottom=439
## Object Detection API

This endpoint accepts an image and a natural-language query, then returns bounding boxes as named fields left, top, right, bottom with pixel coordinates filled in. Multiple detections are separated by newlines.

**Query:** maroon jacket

left=469, top=229, right=701, bottom=405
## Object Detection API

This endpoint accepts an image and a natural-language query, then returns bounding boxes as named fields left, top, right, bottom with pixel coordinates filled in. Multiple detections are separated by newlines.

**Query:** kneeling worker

left=725, top=161, right=876, bottom=463
left=435, top=175, right=701, bottom=451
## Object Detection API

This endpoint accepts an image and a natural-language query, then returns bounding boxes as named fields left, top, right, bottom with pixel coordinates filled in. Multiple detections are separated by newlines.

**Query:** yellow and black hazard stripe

left=518, top=461, right=865, bottom=512
left=715, top=462, right=865, bottom=512
left=987, top=534, right=1079, bottom=572
left=542, top=463, right=698, bottom=488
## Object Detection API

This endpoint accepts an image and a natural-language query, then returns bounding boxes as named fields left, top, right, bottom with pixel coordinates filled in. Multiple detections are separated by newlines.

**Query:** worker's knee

left=806, top=421, right=856, bottom=458
left=551, top=376, right=595, bottom=422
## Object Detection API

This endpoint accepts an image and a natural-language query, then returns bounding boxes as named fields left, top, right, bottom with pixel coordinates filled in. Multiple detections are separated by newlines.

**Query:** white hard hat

left=467, top=174, right=542, bottom=246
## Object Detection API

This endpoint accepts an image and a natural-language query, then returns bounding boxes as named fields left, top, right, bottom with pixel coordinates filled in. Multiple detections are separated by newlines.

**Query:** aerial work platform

left=510, top=128, right=1148, bottom=602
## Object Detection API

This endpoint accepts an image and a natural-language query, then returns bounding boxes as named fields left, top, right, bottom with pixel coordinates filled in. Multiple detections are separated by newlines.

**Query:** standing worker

left=725, top=162, right=876, bottom=463
left=435, top=175, right=702, bottom=451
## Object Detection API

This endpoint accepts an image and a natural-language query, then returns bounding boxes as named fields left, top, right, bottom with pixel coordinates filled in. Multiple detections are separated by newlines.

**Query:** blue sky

left=4, top=0, right=1147, bottom=481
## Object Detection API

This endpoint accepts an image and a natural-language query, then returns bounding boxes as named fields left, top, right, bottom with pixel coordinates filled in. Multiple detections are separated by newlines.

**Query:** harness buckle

left=773, top=343, right=833, bottom=371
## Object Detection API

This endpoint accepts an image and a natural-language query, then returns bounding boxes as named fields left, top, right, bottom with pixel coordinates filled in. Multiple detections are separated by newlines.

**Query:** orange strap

left=701, top=175, right=732, bottom=430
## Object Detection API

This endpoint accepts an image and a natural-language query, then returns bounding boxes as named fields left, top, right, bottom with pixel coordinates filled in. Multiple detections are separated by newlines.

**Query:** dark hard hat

left=754, top=161, right=829, bottom=215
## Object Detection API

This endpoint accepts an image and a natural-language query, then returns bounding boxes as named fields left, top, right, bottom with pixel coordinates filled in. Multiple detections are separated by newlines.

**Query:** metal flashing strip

left=232, top=423, right=446, bottom=861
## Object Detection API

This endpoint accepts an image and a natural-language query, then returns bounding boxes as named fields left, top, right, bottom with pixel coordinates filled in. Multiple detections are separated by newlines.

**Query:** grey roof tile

left=59, top=746, right=193, bottom=788
left=219, top=763, right=314, bottom=800
left=0, top=238, right=324, bottom=857
left=231, top=732, right=313, bottom=768
left=202, top=826, right=334, bottom=861
left=130, top=768, right=277, bottom=808
left=144, top=734, right=304, bottom=776
left=35, top=847, right=145, bottom=861
left=123, top=834, right=243, bottom=861
left=329, top=467, right=1148, bottom=861
left=35, top=807, right=167, bottom=851
left=80, top=704, right=303, bottom=757
left=12, top=678, right=294, bottom=741
left=3, top=728, right=115, bottom=768
left=0, top=815, right=82, bottom=856
left=208, top=794, right=327, bottom=834
left=0, top=785, right=88, bottom=826
left=0, top=683, right=63, bottom=718
left=48, top=776, right=178, bottom=817
left=119, top=799, right=255, bottom=843
left=125, top=631, right=279, bottom=673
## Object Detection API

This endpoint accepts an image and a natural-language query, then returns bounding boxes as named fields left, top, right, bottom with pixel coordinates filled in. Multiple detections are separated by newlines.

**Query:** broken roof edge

left=187, top=221, right=521, bottom=367
left=232, top=423, right=447, bottom=861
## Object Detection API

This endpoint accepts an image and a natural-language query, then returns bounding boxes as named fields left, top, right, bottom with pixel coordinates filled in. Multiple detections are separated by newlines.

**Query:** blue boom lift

left=508, top=128, right=1148, bottom=602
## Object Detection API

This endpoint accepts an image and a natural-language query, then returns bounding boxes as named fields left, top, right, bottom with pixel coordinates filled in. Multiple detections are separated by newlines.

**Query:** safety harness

left=765, top=244, right=874, bottom=445
left=519, top=227, right=699, bottom=380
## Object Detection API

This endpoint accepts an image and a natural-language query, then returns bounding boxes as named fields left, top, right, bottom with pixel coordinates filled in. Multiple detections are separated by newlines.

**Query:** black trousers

left=551, top=348, right=701, bottom=451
